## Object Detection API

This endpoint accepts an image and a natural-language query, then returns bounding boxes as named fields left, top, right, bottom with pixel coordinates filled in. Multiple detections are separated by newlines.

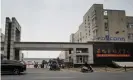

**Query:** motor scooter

left=81, top=66, right=93, bottom=73
left=49, top=63, right=60, bottom=71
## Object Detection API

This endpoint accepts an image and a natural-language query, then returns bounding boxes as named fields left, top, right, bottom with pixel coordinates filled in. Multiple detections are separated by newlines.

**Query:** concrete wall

left=4, top=17, right=11, bottom=59
left=72, top=4, right=105, bottom=42
left=71, top=4, right=133, bottom=43
left=107, top=10, right=127, bottom=42
left=72, top=44, right=94, bottom=64
left=14, top=42, right=91, bottom=50
left=4, top=17, right=21, bottom=60
left=126, top=16, right=133, bottom=42
left=94, top=4, right=104, bottom=38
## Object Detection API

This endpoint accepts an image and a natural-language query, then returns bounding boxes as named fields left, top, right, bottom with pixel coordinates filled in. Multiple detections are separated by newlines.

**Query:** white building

left=70, top=4, right=133, bottom=43
left=59, top=4, right=133, bottom=65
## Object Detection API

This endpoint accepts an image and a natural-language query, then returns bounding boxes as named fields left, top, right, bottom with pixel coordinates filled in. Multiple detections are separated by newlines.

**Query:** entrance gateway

left=1, top=17, right=94, bottom=65
left=1, top=17, right=133, bottom=66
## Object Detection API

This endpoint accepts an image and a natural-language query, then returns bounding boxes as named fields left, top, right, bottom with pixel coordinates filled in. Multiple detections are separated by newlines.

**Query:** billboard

left=94, top=36, right=125, bottom=41
left=96, top=53, right=130, bottom=57
left=93, top=43, right=133, bottom=64
left=96, top=48, right=131, bottom=57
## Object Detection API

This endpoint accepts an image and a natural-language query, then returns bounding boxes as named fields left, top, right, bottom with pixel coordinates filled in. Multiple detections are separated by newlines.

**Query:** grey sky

left=1, top=0, right=133, bottom=58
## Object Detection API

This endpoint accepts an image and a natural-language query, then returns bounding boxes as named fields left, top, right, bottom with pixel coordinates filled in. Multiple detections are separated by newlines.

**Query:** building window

left=76, top=48, right=88, bottom=53
left=76, top=56, right=79, bottom=63
left=127, top=24, right=129, bottom=28
left=76, top=55, right=88, bottom=63
left=85, top=20, right=86, bottom=24
left=88, top=23, right=90, bottom=26
left=86, top=33, right=87, bottom=35
left=128, top=34, right=130, bottom=39
left=129, top=24, right=133, bottom=28
left=105, top=31, right=109, bottom=35
left=104, top=11, right=108, bottom=15
left=85, top=29, right=87, bottom=31
left=128, top=33, right=133, bottom=40
left=104, top=16, right=108, bottom=31
left=105, top=22, right=108, bottom=30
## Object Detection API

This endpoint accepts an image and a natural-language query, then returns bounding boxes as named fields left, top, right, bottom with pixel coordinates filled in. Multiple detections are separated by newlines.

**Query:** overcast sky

left=1, top=0, right=133, bottom=58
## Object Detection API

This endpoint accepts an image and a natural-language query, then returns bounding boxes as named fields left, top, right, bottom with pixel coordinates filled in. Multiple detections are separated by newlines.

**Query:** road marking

left=33, top=77, right=76, bottom=79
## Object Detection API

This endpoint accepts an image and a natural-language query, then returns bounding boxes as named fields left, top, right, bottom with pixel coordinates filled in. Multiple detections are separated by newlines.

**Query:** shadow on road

left=1, top=72, right=27, bottom=76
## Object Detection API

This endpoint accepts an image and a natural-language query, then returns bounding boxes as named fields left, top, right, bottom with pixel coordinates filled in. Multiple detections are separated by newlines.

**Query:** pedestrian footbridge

left=1, top=42, right=92, bottom=50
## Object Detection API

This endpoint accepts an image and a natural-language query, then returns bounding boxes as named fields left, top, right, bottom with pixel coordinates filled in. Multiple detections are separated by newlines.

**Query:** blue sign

left=94, top=36, right=125, bottom=41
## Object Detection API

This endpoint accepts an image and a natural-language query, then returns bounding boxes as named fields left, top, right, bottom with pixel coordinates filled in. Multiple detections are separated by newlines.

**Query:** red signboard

left=96, top=54, right=131, bottom=57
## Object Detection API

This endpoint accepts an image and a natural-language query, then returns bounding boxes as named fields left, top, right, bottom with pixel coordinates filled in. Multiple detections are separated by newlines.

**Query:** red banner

left=96, top=54, right=131, bottom=57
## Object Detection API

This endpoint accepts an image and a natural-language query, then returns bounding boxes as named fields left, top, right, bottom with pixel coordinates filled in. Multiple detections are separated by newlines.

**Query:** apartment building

left=60, top=4, right=133, bottom=66
left=70, top=4, right=133, bottom=42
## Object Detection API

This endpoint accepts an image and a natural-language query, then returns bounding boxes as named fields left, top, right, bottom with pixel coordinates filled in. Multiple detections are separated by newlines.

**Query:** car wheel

left=13, top=68, right=20, bottom=75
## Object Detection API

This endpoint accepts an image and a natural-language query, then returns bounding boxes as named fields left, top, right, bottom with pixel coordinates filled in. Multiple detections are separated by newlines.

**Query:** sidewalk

left=63, top=67, right=133, bottom=72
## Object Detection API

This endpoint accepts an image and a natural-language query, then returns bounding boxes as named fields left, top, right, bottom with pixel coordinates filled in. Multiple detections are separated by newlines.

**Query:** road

left=1, top=68, right=133, bottom=80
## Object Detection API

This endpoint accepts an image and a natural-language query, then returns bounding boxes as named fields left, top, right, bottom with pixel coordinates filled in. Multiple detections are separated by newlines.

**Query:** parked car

left=1, top=60, right=26, bottom=75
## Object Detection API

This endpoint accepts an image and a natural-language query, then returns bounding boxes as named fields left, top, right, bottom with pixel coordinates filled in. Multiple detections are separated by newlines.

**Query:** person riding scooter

left=81, top=62, right=93, bottom=72
left=49, top=60, right=60, bottom=71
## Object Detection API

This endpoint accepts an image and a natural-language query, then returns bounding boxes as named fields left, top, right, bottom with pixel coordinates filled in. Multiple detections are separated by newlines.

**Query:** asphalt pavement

left=1, top=68, right=133, bottom=80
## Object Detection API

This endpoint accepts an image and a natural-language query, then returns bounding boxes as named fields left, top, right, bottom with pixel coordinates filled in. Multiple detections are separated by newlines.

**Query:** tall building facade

left=1, top=32, right=5, bottom=54
left=4, top=17, right=21, bottom=60
left=1, top=33, right=5, bottom=42
left=70, top=4, right=133, bottom=43
left=59, top=4, right=133, bottom=65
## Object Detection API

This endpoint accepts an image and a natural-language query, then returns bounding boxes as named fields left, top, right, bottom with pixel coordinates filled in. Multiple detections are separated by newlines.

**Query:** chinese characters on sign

left=96, top=49, right=131, bottom=57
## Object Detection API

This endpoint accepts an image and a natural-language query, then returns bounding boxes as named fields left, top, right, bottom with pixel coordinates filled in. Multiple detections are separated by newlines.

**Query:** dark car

left=1, top=60, right=26, bottom=75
